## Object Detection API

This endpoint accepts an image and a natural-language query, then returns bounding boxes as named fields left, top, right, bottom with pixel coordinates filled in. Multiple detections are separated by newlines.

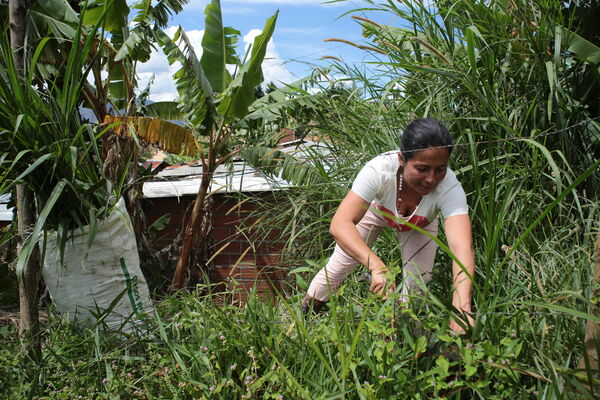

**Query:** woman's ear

left=398, top=152, right=404, bottom=167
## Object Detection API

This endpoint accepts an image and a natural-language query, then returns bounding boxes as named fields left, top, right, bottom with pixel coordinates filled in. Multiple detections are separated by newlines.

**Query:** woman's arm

left=330, top=191, right=393, bottom=296
left=444, top=214, right=476, bottom=333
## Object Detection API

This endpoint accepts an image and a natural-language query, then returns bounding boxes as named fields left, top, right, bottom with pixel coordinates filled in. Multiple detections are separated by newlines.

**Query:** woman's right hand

left=369, top=268, right=395, bottom=298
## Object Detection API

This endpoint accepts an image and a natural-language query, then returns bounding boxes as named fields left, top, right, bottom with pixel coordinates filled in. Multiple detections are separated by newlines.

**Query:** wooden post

left=579, top=231, right=600, bottom=382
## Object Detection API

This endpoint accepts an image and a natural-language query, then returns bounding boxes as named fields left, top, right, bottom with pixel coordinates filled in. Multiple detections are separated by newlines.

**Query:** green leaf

left=240, top=90, right=318, bottom=124
left=288, top=266, right=314, bottom=274
left=413, top=336, right=427, bottom=355
left=114, top=29, right=149, bottom=62
left=436, top=356, right=450, bottom=375
left=157, top=27, right=214, bottom=128
left=35, top=0, right=79, bottom=24
left=11, top=154, right=53, bottom=188
left=562, top=27, right=600, bottom=64
left=108, top=64, right=126, bottom=100
left=132, top=0, right=188, bottom=28
left=82, top=0, right=130, bottom=33
left=241, top=146, right=325, bottom=187
left=465, top=27, right=477, bottom=71
left=465, top=364, right=477, bottom=378
left=200, top=0, right=240, bottom=93
left=29, top=10, right=76, bottom=40
left=115, top=0, right=189, bottom=62
left=520, top=138, right=562, bottom=192
left=149, top=213, right=170, bottom=232
left=16, top=180, right=67, bottom=280
left=218, top=11, right=278, bottom=120
left=524, top=301, right=600, bottom=324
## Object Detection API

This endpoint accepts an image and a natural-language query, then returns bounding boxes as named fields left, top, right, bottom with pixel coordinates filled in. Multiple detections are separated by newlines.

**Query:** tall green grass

left=1, top=264, right=598, bottom=399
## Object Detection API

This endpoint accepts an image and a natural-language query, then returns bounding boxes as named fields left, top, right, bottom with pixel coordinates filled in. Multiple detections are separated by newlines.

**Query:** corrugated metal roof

left=0, top=194, right=12, bottom=222
left=142, top=140, right=324, bottom=199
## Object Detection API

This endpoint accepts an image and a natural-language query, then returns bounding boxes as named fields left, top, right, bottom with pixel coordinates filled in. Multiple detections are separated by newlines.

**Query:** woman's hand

left=369, top=268, right=396, bottom=298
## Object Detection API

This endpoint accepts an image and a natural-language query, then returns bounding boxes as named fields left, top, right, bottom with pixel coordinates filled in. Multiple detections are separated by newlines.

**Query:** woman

left=302, top=118, right=475, bottom=333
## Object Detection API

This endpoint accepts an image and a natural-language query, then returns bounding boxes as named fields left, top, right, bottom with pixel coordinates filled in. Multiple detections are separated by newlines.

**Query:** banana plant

left=154, top=0, right=281, bottom=290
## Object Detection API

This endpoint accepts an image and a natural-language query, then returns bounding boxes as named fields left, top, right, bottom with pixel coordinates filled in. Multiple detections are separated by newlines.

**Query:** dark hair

left=400, top=118, right=453, bottom=161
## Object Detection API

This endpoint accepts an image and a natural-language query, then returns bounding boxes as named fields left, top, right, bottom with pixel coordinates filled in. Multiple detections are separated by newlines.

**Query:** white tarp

left=42, top=199, right=154, bottom=333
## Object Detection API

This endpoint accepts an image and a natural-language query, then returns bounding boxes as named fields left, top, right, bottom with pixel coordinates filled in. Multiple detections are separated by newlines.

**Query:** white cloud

left=221, top=6, right=256, bottom=14
left=243, top=29, right=296, bottom=86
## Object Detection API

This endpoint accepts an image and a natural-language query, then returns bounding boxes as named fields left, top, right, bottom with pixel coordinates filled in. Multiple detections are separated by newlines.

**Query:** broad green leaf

left=114, top=29, right=149, bottom=62
left=132, top=0, right=188, bottom=28
left=562, top=27, right=600, bottom=64
left=239, top=79, right=318, bottom=126
left=157, top=27, right=213, bottom=128
left=223, top=26, right=240, bottom=65
left=149, top=213, right=171, bottom=232
left=29, top=10, right=76, bottom=40
left=35, top=0, right=79, bottom=24
left=241, top=146, right=325, bottom=187
left=200, top=0, right=227, bottom=93
left=108, top=65, right=126, bottom=100
left=82, top=0, right=130, bottom=33
left=218, top=11, right=278, bottom=120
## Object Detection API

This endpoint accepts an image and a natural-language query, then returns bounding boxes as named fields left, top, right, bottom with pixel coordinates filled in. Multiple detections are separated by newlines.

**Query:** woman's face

left=401, top=147, right=450, bottom=195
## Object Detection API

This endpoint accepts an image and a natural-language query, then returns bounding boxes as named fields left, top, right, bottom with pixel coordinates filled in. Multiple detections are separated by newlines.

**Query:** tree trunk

left=169, top=160, right=213, bottom=291
left=16, top=185, right=41, bottom=363
left=10, top=0, right=42, bottom=364
left=9, top=0, right=27, bottom=72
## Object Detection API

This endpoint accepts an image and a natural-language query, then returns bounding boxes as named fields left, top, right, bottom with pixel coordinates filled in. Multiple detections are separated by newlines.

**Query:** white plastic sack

left=42, top=198, right=154, bottom=333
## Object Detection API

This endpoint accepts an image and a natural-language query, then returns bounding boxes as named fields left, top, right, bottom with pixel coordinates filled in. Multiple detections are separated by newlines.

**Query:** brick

left=255, top=254, right=284, bottom=266
left=212, top=240, right=240, bottom=254
left=210, top=266, right=287, bottom=281
left=211, top=254, right=232, bottom=265
left=212, top=227, right=234, bottom=241
left=212, top=214, right=245, bottom=226
left=255, top=241, right=285, bottom=254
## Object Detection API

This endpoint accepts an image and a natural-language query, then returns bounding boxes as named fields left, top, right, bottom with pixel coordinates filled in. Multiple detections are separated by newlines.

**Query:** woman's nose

left=425, top=171, right=436, bottom=184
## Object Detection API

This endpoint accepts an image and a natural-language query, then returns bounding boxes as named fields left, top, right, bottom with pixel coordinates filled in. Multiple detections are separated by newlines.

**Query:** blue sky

left=136, top=0, right=379, bottom=101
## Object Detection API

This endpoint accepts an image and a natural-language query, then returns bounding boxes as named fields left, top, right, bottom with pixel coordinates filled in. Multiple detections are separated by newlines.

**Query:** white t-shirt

left=351, top=152, right=469, bottom=232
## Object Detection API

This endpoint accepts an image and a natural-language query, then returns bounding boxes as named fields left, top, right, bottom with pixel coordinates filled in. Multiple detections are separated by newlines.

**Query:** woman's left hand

left=369, top=268, right=396, bottom=299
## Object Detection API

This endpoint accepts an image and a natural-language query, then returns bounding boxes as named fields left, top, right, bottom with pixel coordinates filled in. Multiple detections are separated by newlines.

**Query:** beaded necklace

left=396, top=164, right=404, bottom=215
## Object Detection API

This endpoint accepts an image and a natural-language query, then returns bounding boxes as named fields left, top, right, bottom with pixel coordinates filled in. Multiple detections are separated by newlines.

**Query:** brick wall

left=142, top=193, right=289, bottom=303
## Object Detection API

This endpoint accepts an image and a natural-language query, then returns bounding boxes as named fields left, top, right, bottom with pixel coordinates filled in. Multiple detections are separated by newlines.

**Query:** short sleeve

left=350, top=160, right=380, bottom=203
left=439, top=183, right=469, bottom=219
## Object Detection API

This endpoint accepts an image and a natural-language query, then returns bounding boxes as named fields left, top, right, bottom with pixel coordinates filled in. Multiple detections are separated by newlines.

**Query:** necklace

left=397, top=168, right=403, bottom=211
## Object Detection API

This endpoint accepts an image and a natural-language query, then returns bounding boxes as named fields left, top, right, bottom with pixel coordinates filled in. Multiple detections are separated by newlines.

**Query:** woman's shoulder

left=364, top=151, right=400, bottom=170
